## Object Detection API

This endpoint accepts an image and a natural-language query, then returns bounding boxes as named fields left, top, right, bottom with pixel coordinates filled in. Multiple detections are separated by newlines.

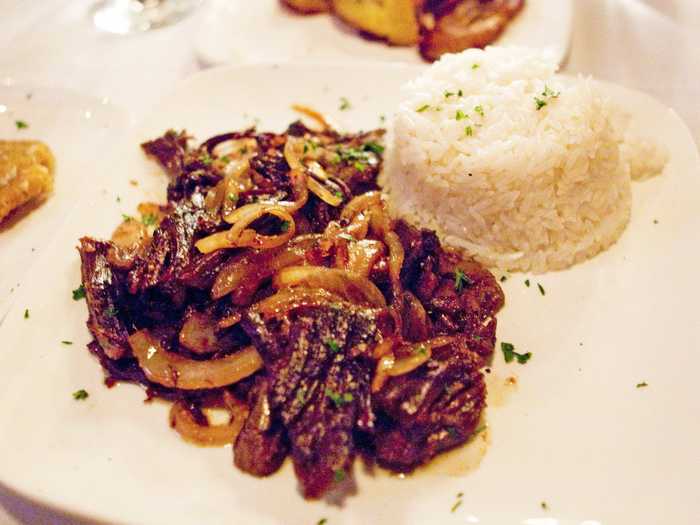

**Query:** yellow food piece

left=331, top=0, right=420, bottom=45
left=0, top=141, right=55, bottom=223
left=281, top=0, right=330, bottom=14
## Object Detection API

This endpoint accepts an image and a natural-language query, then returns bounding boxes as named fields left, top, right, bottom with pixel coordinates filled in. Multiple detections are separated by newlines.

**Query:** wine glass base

left=92, top=0, right=202, bottom=34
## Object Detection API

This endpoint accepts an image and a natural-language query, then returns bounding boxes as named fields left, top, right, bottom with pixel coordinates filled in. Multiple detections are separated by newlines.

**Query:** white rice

left=382, top=46, right=666, bottom=272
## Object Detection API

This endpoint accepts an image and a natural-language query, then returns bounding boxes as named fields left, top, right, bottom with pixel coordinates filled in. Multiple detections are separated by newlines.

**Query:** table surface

left=1, top=0, right=698, bottom=523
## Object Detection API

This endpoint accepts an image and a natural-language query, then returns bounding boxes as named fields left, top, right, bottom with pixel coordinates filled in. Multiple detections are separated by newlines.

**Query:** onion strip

left=169, top=400, right=248, bottom=447
left=274, top=266, right=387, bottom=307
left=128, top=330, right=263, bottom=390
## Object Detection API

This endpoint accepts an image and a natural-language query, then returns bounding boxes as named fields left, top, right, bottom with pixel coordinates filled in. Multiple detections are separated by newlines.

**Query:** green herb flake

left=362, top=141, right=385, bottom=154
left=325, top=389, right=353, bottom=407
left=455, top=109, right=467, bottom=121
left=15, top=120, right=29, bottom=130
left=339, top=97, right=351, bottom=111
left=220, top=155, right=231, bottom=163
left=653, top=219, right=659, bottom=224
left=72, top=284, right=86, bottom=301
left=414, top=345, right=428, bottom=357
left=333, top=469, right=346, bottom=482
left=500, top=275, right=507, bottom=283
left=458, top=89, right=464, bottom=97
left=227, top=193, right=238, bottom=203
left=353, top=161, right=366, bottom=172
left=472, top=63, right=480, bottom=70
left=501, top=342, right=531, bottom=364
left=454, top=269, right=473, bottom=292
left=116, top=196, right=121, bottom=203
left=240, top=147, right=248, bottom=155
left=121, top=213, right=133, bottom=222
left=104, top=305, right=118, bottom=318
left=201, top=154, right=213, bottom=166
left=379, top=114, right=386, bottom=123
left=303, top=142, right=309, bottom=154
left=541, top=501, right=549, bottom=511
left=23, top=308, right=29, bottom=319
left=636, top=381, right=648, bottom=388
left=279, top=220, right=290, bottom=233
left=537, top=283, right=545, bottom=296
left=72, top=389, right=89, bottom=401
left=142, top=213, right=157, bottom=226
left=465, top=126, right=474, bottom=136
left=444, top=91, right=455, bottom=99
left=525, top=279, right=530, bottom=287
left=325, top=339, right=341, bottom=353
left=535, top=97, right=547, bottom=110
left=451, top=492, right=464, bottom=513
left=474, top=105, right=485, bottom=117
left=61, top=340, right=73, bottom=345
left=416, top=104, right=430, bottom=113
left=317, top=520, right=328, bottom=525
left=474, top=424, right=487, bottom=435
left=337, top=233, right=355, bottom=242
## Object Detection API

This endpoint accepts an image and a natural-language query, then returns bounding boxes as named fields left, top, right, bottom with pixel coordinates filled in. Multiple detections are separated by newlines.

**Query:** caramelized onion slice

left=128, top=330, right=263, bottom=390
left=307, top=176, right=343, bottom=207
left=345, top=239, right=385, bottom=278
left=251, top=288, right=346, bottom=317
left=291, top=104, right=331, bottom=132
left=179, top=311, right=219, bottom=355
left=384, top=231, right=405, bottom=297
left=195, top=203, right=295, bottom=253
left=169, top=398, right=248, bottom=447
left=274, top=266, right=387, bottom=307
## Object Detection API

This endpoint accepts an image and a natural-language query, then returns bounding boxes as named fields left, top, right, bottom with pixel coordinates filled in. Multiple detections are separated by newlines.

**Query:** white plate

left=0, top=63, right=698, bottom=525
left=194, top=0, right=572, bottom=67
left=0, top=85, right=129, bottom=323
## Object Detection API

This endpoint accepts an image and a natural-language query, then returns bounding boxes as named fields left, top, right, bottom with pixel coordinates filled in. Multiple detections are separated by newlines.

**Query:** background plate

left=194, top=0, right=572, bottom=67
left=0, top=63, right=698, bottom=525
left=0, top=85, right=129, bottom=322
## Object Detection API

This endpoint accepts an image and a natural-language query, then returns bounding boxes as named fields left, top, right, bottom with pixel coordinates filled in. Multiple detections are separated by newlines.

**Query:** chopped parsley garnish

left=535, top=85, right=560, bottom=111
left=472, top=63, right=480, bottom=70
left=325, top=339, right=341, bottom=353
left=353, top=161, right=366, bottom=172
left=379, top=114, right=386, bottom=123
left=23, top=308, right=29, bottom=319
left=500, top=275, right=507, bottom=283
left=116, top=196, right=121, bottom=203
left=444, top=91, right=455, bottom=99
left=454, top=269, right=473, bottom=292
left=72, top=284, right=86, bottom=301
left=220, top=155, right=231, bottom=163
left=541, top=501, right=549, bottom=510
left=537, top=283, right=545, bottom=296
left=61, top=340, right=73, bottom=345
left=339, top=97, right=351, bottom=111
left=325, top=389, right=353, bottom=407
left=104, top=305, right=118, bottom=317
left=525, top=279, right=530, bottom=287
left=456, top=109, right=468, bottom=121
left=362, top=141, right=384, bottom=154
left=333, top=469, right=346, bottom=482
left=337, top=233, right=355, bottom=242
left=465, top=126, right=474, bottom=136
left=121, top=214, right=133, bottom=222
left=501, top=342, right=531, bottom=364
left=416, top=104, right=430, bottom=113
left=474, top=105, right=484, bottom=117
left=653, top=219, right=659, bottom=224
left=227, top=193, right=238, bottom=203
left=451, top=492, right=464, bottom=513
left=334, top=190, right=344, bottom=200
left=317, top=519, right=328, bottom=525
left=239, top=147, right=248, bottom=155
left=534, top=97, right=547, bottom=110
left=141, top=213, right=157, bottom=226
left=15, top=120, right=28, bottom=130
left=542, top=85, right=560, bottom=98
left=414, top=345, right=428, bottom=357
left=458, top=89, right=464, bottom=97
left=72, top=389, right=89, bottom=400
left=201, top=154, right=213, bottom=166
left=636, top=381, right=648, bottom=388
left=279, top=220, right=290, bottom=233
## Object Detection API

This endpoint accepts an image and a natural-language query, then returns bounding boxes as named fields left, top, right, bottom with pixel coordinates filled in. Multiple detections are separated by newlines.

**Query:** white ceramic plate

left=0, top=85, right=129, bottom=323
left=0, top=63, right=698, bottom=525
left=194, top=0, right=572, bottom=67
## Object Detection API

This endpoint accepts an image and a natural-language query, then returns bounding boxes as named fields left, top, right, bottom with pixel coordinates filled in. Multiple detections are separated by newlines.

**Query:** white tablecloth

left=0, top=1, right=698, bottom=523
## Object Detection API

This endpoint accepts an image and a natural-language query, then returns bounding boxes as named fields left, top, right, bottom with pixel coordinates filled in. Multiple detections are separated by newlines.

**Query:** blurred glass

left=91, top=0, right=202, bottom=34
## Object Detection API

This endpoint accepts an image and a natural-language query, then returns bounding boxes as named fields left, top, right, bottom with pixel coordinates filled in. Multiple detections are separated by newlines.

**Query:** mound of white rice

left=383, top=47, right=665, bottom=272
